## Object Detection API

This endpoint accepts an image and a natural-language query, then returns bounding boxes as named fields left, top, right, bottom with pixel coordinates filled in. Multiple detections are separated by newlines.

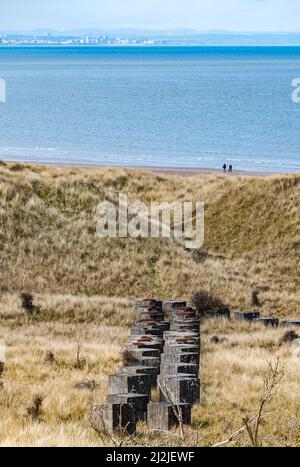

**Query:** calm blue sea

left=0, top=46, right=300, bottom=172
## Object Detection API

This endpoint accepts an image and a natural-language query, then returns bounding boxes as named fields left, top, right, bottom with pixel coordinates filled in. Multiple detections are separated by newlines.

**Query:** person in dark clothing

left=229, top=165, right=233, bottom=173
left=223, top=164, right=227, bottom=172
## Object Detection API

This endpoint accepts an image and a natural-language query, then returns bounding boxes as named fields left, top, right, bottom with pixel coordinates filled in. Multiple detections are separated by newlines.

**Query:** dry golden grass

left=1, top=295, right=300, bottom=447
left=0, top=162, right=299, bottom=446
left=0, top=294, right=133, bottom=447
left=0, top=162, right=299, bottom=314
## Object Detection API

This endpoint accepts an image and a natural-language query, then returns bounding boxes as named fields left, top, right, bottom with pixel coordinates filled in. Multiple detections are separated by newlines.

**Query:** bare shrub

left=191, top=290, right=227, bottom=316
left=0, top=361, right=4, bottom=389
left=44, top=351, right=55, bottom=364
left=211, top=336, right=227, bottom=344
left=213, top=359, right=284, bottom=447
left=20, top=292, right=37, bottom=316
left=251, top=289, right=261, bottom=307
left=75, top=342, right=86, bottom=370
left=27, top=395, right=43, bottom=420
left=279, top=330, right=299, bottom=345
left=191, top=248, right=208, bottom=264
left=243, top=359, right=284, bottom=447
left=90, top=408, right=139, bottom=447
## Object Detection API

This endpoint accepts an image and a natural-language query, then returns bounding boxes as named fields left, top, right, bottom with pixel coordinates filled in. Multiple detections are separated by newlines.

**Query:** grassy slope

left=0, top=296, right=299, bottom=447
left=0, top=162, right=299, bottom=315
left=0, top=162, right=299, bottom=446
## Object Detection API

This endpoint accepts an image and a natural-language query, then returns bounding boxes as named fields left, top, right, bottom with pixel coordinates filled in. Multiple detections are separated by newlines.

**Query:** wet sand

left=55, top=163, right=282, bottom=177
left=2, top=158, right=293, bottom=177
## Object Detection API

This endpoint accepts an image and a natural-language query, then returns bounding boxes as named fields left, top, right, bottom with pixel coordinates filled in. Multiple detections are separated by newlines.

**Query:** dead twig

left=213, top=358, right=284, bottom=448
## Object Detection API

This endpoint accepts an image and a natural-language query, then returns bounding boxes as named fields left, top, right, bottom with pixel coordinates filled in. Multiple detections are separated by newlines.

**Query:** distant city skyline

left=1, top=0, right=300, bottom=33
left=3, top=31, right=300, bottom=47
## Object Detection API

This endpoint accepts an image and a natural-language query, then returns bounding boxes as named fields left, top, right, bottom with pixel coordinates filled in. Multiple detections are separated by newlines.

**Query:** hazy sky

left=1, top=0, right=300, bottom=32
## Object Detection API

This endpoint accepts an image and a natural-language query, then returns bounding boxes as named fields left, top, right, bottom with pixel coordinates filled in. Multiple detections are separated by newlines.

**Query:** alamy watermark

left=96, top=194, right=204, bottom=249
left=0, top=79, right=6, bottom=103
left=291, top=78, right=300, bottom=103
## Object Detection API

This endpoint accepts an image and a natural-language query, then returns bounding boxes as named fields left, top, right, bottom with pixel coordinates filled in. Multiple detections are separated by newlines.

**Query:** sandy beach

left=122, top=165, right=281, bottom=177
left=4, top=159, right=285, bottom=177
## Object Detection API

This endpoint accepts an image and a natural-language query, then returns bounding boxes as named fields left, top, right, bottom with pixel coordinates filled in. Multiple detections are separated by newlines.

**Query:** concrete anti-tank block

left=108, top=373, right=151, bottom=396
left=106, top=393, right=149, bottom=422
left=147, top=402, right=191, bottom=431
left=158, top=375, right=200, bottom=405
left=91, top=403, right=136, bottom=435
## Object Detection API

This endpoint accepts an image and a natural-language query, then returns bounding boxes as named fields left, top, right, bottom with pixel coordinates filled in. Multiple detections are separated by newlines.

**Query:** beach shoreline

left=2, top=159, right=296, bottom=177
left=114, top=165, right=283, bottom=177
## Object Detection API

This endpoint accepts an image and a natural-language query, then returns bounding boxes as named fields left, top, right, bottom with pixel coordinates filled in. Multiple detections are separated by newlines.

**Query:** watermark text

left=0, top=79, right=6, bottom=103
left=96, top=194, right=204, bottom=249
left=291, top=78, right=300, bottom=104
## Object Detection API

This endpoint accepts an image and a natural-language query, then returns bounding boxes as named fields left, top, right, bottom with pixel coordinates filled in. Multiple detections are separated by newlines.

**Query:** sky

left=1, top=0, right=300, bottom=33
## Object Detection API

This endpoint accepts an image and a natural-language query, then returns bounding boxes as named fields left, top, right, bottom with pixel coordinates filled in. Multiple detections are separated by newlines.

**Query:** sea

left=0, top=46, right=300, bottom=172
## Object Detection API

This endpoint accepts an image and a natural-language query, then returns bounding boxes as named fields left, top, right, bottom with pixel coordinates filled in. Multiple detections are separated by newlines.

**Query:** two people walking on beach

left=223, top=164, right=233, bottom=174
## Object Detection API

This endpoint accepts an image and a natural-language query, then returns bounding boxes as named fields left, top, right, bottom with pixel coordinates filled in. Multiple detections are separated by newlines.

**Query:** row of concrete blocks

left=153, top=301, right=201, bottom=431
left=91, top=299, right=202, bottom=434
left=233, top=312, right=300, bottom=328
left=195, top=310, right=300, bottom=329
left=92, top=299, right=175, bottom=434
left=171, top=305, right=300, bottom=329
left=200, top=309, right=300, bottom=329
left=142, top=300, right=300, bottom=329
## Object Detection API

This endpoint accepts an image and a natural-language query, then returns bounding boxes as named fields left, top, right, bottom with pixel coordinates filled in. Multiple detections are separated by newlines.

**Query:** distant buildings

left=0, top=33, right=164, bottom=47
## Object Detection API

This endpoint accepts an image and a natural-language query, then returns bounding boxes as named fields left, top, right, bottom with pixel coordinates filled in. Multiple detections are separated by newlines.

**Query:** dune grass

left=0, top=162, right=299, bottom=446
left=0, top=294, right=300, bottom=447
left=0, top=162, right=299, bottom=314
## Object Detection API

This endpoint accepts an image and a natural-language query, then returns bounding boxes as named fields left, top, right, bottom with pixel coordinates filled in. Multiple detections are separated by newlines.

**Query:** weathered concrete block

left=170, top=322, right=200, bottom=332
left=136, top=299, right=158, bottom=309
left=106, top=393, right=149, bottom=421
left=148, top=402, right=191, bottom=431
left=281, top=320, right=300, bottom=327
left=136, top=311, right=164, bottom=322
left=132, top=327, right=164, bottom=337
left=91, top=403, right=136, bottom=435
left=124, top=347, right=160, bottom=358
left=136, top=300, right=163, bottom=313
left=171, top=318, right=199, bottom=325
left=202, top=309, right=231, bottom=320
left=129, top=335, right=163, bottom=344
left=158, top=375, right=200, bottom=405
left=172, top=318, right=199, bottom=325
left=163, top=301, right=187, bottom=313
left=152, top=323, right=170, bottom=333
left=133, top=320, right=158, bottom=329
left=118, top=366, right=158, bottom=387
left=161, top=352, right=200, bottom=365
left=129, top=341, right=163, bottom=351
left=163, top=344, right=199, bottom=354
left=171, top=310, right=197, bottom=320
left=160, top=363, right=199, bottom=376
left=254, top=317, right=279, bottom=327
left=164, top=331, right=199, bottom=340
left=234, top=311, right=261, bottom=321
left=144, top=329, right=164, bottom=337
left=134, top=321, right=168, bottom=332
left=167, top=336, right=200, bottom=347
left=123, top=349, right=161, bottom=367
left=108, top=373, right=151, bottom=396
left=125, top=356, right=161, bottom=368
left=128, top=337, right=164, bottom=352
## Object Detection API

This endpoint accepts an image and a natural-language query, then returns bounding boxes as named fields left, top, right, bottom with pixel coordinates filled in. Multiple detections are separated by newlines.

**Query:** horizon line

left=3, top=29, right=300, bottom=35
